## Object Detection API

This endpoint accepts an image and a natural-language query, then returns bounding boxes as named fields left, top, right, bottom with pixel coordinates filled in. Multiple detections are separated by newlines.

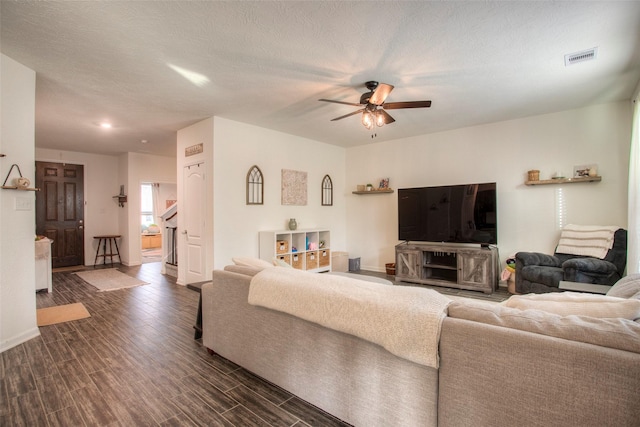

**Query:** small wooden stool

left=93, top=235, right=121, bottom=267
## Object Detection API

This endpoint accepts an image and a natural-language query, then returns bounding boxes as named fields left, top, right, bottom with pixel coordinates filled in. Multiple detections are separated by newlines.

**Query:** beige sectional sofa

left=201, top=265, right=640, bottom=427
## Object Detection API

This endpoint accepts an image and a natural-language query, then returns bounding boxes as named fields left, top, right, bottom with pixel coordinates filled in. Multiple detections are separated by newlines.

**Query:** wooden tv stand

left=395, top=242, right=498, bottom=294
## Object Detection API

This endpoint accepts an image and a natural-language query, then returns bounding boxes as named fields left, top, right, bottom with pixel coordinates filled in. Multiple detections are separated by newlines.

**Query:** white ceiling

left=2, top=1, right=640, bottom=158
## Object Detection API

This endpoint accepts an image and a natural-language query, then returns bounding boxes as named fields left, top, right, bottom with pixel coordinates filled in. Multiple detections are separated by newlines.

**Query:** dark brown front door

left=36, top=161, right=85, bottom=268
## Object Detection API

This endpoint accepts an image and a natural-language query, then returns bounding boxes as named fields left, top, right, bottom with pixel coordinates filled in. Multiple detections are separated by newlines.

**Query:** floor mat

left=75, top=269, right=148, bottom=292
left=37, top=302, right=91, bottom=326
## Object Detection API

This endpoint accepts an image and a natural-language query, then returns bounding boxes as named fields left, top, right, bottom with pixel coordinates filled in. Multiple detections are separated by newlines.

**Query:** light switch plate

left=15, top=196, right=32, bottom=211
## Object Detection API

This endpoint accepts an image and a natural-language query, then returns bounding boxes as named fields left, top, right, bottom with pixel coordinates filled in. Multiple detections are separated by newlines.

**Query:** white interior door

left=183, top=163, right=206, bottom=284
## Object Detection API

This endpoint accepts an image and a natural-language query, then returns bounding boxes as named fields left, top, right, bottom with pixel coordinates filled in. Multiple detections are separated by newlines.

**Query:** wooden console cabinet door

left=396, top=249, right=423, bottom=281
left=141, top=234, right=161, bottom=249
left=458, top=249, right=494, bottom=292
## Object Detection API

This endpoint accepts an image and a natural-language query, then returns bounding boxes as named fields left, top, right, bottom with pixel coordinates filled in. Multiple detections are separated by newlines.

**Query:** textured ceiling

left=2, top=1, right=640, bottom=157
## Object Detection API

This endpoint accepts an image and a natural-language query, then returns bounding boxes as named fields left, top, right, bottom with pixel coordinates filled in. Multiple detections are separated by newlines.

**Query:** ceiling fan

left=319, top=81, right=431, bottom=130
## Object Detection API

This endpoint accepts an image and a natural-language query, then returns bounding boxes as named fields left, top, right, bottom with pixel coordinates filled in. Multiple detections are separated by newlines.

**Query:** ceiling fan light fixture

left=362, top=111, right=374, bottom=129
left=320, top=81, right=431, bottom=130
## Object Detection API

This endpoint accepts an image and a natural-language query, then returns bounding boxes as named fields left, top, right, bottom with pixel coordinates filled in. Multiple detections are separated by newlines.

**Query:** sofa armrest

left=438, top=317, right=640, bottom=427
left=562, top=258, right=617, bottom=275
left=562, top=258, right=620, bottom=284
left=515, top=251, right=561, bottom=268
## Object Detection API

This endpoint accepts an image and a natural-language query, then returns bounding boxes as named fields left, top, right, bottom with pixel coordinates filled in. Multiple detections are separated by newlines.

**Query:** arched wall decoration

left=246, top=165, right=264, bottom=205
left=321, top=174, right=333, bottom=206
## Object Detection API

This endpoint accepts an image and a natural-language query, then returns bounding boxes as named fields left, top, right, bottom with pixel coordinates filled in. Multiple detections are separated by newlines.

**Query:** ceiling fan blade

left=383, top=100, right=432, bottom=109
left=330, top=109, right=364, bottom=121
left=380, top=109, right=395, bottom=124
left=319, top=99, right=362, bottom=107
left=368, top=83, right=394, bottom=106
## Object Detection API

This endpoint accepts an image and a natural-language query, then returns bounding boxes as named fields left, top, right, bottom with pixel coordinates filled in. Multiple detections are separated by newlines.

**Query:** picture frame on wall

left=281, top=169, right=307, bottom=205
left=573, top=164, right=597, bottom=178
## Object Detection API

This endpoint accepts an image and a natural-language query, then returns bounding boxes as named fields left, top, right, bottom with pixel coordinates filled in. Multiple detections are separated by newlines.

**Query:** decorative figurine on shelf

left=288, top=218, right=297, bottom=230
left=15, top=177, right=30, bottom=189
left=319, top=240, right=325, bottom=248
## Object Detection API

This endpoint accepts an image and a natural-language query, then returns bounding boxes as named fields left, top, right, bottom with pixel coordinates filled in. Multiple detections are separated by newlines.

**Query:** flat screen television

left=398, top=183, right=497, bottom=245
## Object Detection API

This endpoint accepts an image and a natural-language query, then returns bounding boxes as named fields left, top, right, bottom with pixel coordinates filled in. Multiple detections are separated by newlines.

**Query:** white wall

left=346, top=101, right=631, bottom=272
left=212, top=117, right=347, bottom=269
left=35, top=149, right=120, bottom=266
left=154, top=183, right=177, bottom=219
left=0, top=55, right=39, bottom=352
left=118, top=153, right=130, bottom=263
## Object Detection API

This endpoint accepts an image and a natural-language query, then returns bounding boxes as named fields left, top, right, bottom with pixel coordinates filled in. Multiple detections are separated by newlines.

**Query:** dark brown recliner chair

left=515, top=228, right=627, bottom=294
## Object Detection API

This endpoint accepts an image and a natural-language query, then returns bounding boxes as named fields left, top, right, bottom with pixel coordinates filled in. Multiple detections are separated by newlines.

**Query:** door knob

left=182, top=230, right=188, bottom=235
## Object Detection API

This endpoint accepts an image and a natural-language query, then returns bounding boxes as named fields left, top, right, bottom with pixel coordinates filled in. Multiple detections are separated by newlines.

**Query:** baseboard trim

left=0, top=327, right=41, bottom=353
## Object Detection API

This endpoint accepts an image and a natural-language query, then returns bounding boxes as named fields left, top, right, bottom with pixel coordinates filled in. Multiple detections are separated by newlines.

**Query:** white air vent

left=564, top=47, right=598, bottom=66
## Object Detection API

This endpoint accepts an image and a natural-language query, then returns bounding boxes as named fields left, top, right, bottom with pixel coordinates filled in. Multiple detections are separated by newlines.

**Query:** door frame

left=139, top=180, right=178, bottom=265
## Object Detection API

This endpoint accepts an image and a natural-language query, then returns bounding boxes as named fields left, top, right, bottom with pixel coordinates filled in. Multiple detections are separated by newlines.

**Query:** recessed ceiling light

left=141, top=139, right=148, bottom=144
left=100, top=122, right=112, bottom=129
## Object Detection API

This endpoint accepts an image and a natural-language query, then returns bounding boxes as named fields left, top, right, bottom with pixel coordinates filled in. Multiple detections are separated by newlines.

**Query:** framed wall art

left=281, top=169, right=307, bottom=205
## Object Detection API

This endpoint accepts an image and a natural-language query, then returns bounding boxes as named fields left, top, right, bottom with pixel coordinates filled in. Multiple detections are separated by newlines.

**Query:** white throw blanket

left=248, top=268, right=452, bottom=368
left=555, top=224, right=619, bottom=259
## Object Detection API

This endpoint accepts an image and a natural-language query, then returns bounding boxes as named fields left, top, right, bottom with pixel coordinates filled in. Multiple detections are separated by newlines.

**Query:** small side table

left=187, top=281, right=210, bottom=340
left=93, top=235, right=121, bottom=267
left=35, top=238, right=53, bottom=293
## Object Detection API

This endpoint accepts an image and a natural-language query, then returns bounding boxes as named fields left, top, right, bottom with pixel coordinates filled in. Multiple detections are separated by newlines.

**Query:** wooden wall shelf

left=352, top=189, right=394, bottom=194
left=113, top=195, right=127, bottom=207
left=525, top=176, right=601, bottom=186
left=1, top=185, right=39, bottom=191
left=1, top=163, right=38, bottom=190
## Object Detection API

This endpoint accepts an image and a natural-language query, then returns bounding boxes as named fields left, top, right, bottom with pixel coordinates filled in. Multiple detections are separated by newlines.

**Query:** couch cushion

left=328, top=271, right=393, bottom=286
left=519, top=265, right=564, bottom=288
left=447, top=299, right=640, bottom=354
left=231, top=257, right=274, bottom=269
left=607, top=274, right=640, bottom=298
left=223, top=264, right=265, bottom=277
left=502, top=292, right=640, bottom=320
left=274, top=257, right=294, bottom=268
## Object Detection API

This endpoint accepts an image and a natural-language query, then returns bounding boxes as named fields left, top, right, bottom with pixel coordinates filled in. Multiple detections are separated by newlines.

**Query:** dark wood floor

left=0, top=263, right=351, bottom=426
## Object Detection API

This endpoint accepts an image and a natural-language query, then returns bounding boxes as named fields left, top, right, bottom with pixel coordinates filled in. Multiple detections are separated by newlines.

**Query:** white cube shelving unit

left=259, top=229, right=331, bottom=273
